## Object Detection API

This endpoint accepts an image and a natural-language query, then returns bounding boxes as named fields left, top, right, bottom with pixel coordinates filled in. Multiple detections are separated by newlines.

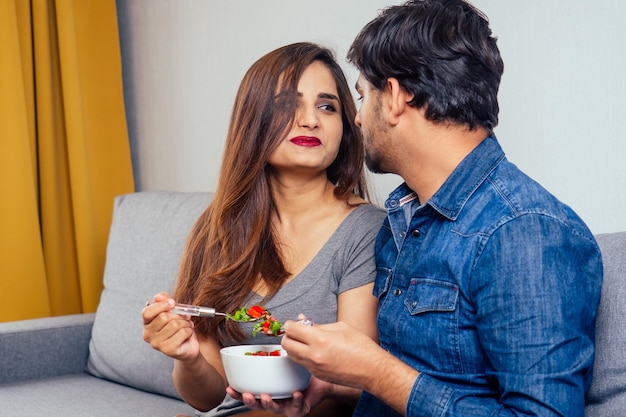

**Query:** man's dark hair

left=347, top=0, right=504, bottom=131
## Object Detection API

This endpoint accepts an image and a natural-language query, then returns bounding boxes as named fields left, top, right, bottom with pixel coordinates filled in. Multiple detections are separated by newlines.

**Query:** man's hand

left=281, top=320, right=419, bottom=415
left=281, top=320, right=380, bottom=390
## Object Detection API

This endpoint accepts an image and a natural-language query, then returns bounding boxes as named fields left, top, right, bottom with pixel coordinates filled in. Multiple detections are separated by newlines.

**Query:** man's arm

left=459, top=215, right=601, bottom=416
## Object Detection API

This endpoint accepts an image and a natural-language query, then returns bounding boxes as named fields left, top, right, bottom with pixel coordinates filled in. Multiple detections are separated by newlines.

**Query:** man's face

left=355, top=74, right=390, bottom=174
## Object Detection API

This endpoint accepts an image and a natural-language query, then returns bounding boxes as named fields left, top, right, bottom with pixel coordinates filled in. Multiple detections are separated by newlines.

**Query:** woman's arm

left=337, top=282, right=378, bottom=342
left=318, top=282, right=378, bottom=405
left=142, top=293, right=228, bottom=412
left=172, top=334, right=228, bottom=411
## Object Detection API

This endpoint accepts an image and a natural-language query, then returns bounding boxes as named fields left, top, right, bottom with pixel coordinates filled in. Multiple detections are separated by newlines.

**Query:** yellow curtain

left=0, top=0, right=134, bottom=321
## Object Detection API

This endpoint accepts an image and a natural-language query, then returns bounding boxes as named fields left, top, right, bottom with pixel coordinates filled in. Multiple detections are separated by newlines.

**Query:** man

left=233, top=1, right=603, bottom=415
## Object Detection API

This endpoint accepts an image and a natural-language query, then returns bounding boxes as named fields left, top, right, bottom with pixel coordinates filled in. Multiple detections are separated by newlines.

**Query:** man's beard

left=363, top=96, right=392, bottom=174
left=365, top=150, right=388, bottom=174
left=363, top=118, right=391, bottom=174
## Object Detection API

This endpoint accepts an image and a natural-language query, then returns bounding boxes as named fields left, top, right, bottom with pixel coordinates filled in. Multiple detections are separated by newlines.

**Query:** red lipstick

left=290, top=136, right=321, bottom=147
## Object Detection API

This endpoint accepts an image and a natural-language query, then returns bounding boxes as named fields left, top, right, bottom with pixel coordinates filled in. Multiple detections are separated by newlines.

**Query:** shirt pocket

left=405, top=278, right=458, bottom=314
left=404, top=278, right=463, bottom=373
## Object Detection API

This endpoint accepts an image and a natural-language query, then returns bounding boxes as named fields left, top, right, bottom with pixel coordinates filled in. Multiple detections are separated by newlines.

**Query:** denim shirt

left=354, top=136, right=603, bottom=417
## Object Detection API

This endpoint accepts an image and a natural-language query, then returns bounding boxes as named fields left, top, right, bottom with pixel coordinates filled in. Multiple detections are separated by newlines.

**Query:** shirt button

left=411, top=229, right=420, bottom=237
left=412, top=301, right=418, bottom=308
left=393, top=289, right=402, bottom=296
left=399, top=231, right=406, bottom=238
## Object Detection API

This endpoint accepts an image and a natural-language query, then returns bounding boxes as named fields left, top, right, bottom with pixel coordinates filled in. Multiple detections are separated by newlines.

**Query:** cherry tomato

left=245, top=349, right=282, bottom=356
left=247, top=305, right=266, bottom=319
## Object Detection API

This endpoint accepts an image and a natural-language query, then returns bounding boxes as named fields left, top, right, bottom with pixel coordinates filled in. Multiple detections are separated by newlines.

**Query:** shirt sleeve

left=405, top=213, right=602, bottom=417
left=336, top=205, right=386, bottom=294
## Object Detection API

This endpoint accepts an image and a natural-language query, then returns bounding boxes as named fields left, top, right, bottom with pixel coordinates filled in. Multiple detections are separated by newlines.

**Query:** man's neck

left=400, top=122, right=488, bottom=204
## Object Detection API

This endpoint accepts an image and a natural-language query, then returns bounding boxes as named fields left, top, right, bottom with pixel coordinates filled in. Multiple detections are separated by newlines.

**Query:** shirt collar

left=385, top=135, right=505, bottom=221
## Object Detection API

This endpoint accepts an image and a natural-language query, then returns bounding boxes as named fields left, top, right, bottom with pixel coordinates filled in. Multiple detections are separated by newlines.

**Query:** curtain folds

left=1, top=0, right=134, bottom=321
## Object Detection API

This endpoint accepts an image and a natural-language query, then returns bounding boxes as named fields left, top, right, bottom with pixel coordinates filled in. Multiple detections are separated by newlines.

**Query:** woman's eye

left=319, top=103, right=337, bottom=112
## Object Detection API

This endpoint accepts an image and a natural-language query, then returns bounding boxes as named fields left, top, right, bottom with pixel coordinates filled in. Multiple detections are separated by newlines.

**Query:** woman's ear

left=386, top=77, right=413, bottom=126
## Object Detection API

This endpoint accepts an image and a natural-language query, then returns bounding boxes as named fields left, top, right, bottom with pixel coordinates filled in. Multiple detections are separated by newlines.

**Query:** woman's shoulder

left=339, top=203, right=386, bottom=236
left=350, top=202, right=386, bottom=221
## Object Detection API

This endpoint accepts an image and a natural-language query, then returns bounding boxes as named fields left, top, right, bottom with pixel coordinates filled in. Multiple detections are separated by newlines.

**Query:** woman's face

left=268, top=61, right=343, bottom=178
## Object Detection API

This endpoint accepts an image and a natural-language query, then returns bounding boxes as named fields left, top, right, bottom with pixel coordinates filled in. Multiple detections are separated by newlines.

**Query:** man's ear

left=386, top=77, right=413, bottom=126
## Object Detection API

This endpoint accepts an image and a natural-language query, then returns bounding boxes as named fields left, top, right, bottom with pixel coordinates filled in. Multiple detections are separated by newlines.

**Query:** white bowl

left=220, top=344, right=311, bottom=399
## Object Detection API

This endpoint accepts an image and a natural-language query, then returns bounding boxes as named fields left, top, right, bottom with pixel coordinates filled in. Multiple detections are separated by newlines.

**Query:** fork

left=172, top=303, right=261, bottom=321
left=146, top=302, right=257, bottom=322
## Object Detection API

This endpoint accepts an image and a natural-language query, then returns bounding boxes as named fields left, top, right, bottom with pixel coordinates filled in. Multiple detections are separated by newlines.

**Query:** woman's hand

left=226, top=376, right=332, bottom=417
left=142, top=292, right=200, bottom=362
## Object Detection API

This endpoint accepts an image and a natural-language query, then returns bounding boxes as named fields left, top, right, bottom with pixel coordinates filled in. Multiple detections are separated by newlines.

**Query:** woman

left=142, top=42, right=385, bottom=416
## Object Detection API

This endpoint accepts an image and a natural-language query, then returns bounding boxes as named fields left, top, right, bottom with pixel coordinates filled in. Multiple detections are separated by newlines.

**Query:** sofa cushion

left=585, top=231, right=626, bottom=416
left=0, top=373, right=196, bottom=417
left=86, top=191, right=212, bottom=399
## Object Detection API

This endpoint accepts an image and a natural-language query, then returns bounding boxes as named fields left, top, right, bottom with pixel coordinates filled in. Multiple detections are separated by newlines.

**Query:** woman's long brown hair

left=174, top=42, right=369, bottom=345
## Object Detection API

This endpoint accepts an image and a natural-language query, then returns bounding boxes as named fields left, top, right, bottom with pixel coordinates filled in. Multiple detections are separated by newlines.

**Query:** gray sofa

left=0, top=191, right=624, bottom=416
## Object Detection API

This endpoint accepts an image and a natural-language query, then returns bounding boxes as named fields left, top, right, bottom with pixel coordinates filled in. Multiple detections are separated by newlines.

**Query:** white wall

left=116, top=0, right=626, bottom=234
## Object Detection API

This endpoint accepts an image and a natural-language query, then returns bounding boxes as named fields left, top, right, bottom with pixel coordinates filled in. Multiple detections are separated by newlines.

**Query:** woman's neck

left=271, top=174, right=339, bottom=218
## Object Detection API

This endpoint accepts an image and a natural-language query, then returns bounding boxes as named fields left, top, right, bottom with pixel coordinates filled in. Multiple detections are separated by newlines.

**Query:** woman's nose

left=296, top=106, right=319, bottom=129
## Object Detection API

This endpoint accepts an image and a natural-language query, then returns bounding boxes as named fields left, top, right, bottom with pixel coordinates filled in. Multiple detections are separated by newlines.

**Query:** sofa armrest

left=0, top=313, right=95, bottom=384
